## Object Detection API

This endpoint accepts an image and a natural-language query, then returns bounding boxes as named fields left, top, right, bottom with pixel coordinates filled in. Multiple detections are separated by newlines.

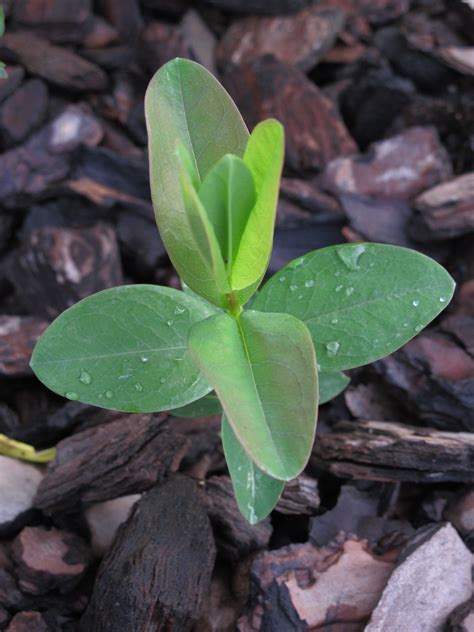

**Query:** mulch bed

left=0, top=0, right=473, bottom=630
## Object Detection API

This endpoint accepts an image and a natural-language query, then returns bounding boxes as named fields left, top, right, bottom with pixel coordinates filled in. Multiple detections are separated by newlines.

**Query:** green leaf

left=231, top=119, right=284, bottom=293
left=198, top=154, right=256, bottom=271
left=31, top=285, right=217, bottom=413
left=222, top=415, right=284, bottom=524
left=0, top=63, right=7, bottom=79
left=253, top=243, right=456, bottom=372
left=188, top=310, right=318, bottom=480
left=177, top=145, right=230, bottom=296
left=170, top=392, right=222, bottom=418
left=145, top=58, right=248, bottom=307
left=319, top=372, right=350, bottom=404
left=0, top=7, right=4, bottom=37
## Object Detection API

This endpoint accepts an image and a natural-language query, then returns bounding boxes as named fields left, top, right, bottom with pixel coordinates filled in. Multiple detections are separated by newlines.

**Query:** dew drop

left=140, top=355, right=149, bottom=363
left=326, top=341, right=340, bottom=357
left=105, top=391, right=113, bottom=399
left=403, top=322, right=409, bottom=328
left=415, top=324, right=423, bottom=332
left=335, top=271, right=341, bottom=277
left=65, top=391, right=79, bottom=401
left=439, top=297, right=447, bottom=303
left=290, top=284, right=297, bottom=291
left=337, top=244, right=366, bottom=271
left=167, top=319, right=174, bottom=326
left=279, top=275, right=286, bottom=282
left=174, top=305, right=186, bottom=315
left=346, top=286, right=354, bottom=296
left=335, top=285, right=343, bottom=292
left=79, top=369, right=91, bottom=385
left=134, top=382, right=143, bottom=392
left=304, top=279, right=315, bottom=288
left=160, top=377, right=166, bottom=384
left=412, top=299, right=420, bottom=307
left=331, top=318, right=338, bottom=324
left=291, top=257, right=305, bottom=269
left=298, top=294, right=304, bottom=300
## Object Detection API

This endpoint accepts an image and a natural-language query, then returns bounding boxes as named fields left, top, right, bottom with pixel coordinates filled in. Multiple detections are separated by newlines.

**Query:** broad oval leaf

left=253, top=243, right=455, bottom=372
left=199, top=154, right=256, bottom=270
left=319, top=372, right=350, bottom=404
left=30, top=285, right=217, bottom=413
left=170, top=392, right=222, bottom=418
left=145, top=58, right=249, bottom=307
left=232, top=119, right=284, bottom=294
left=222, top=415, right=284, bottom=524
left=188, top=310, right=318, bottom=480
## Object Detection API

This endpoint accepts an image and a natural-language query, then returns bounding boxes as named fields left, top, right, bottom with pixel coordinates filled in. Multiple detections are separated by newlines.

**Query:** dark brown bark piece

left=205, top=476, right=272, bottom=559
left=0, top=66, right=25, bottom=103
left=202, top=0, right=312, bottom=14
left=358, top=0, right=410, bottom=24
left=280, top=177, right=343, bottom=216
left=410, top=173, right=474, bottom=241
left=99, top=0, right=144, bottom=43
left=80, top=477, right=216, bottom=632
left=12, top=526, right=91, bottom=596
left=238, top=536, right=395, bottom=631
left=10, top=0, right=93, bottom=43
left=324, top=127, right=453, bottom=201
left=0, top=316, right=48, bottom=377
left=312, top=420, right=474, bottom=483
left=140, top=21, right=190, bottom=74
left=374, top=331, right=474, bottom=431
left=217, top=6, right=345, bottom=72
left=0, top=79, right=49, bottom=146
left=5, top=611, right=50, bottom=632
left=223, top=55, right=356, bottom=172
left=276, top=475, right=320, bottom=516
left=34, top=414, right=188, bottom=514
left=0, top=32, right=107, bottom=91
left=7, top=223, right=123, bottom=319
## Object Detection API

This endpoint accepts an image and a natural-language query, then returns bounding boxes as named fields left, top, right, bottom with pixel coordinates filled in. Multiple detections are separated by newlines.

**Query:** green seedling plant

left=31, top=58, right=455, bottom=524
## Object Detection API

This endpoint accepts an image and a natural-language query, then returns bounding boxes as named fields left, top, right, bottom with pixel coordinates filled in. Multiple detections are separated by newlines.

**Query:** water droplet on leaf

left=415, top=324, right=423, bottom=332
left=412, top=299, right=420, bottom=307
left=346, top=287, right=354, bottom=296
left=331, top=318, right=338, bottom=324
left=326, top=341, right=340, bottom=357
left=335, top=285, right=343, bottom=292
left=337, top=244, right=366, bottom=271
left=279, top=275, right=286, bottom=282
left=304, top=280, right=315, bottom=288
left=167, top=319, right=174, bottom=326
left=160, top=377, right=166, bottom=384
left=174, top=305, right=186, bottom=315
left=79, top=369, right=91, bottom=385
left=105, top=391, right=113, bottom=399
left=291, top=257, right=305, bottom=269
left=298, top=294, right=303, bottom=300
left=290, top=285, right=297, bottom=291
left=65, top=391, right=79, bottom=400
left=439, top=297, right=447, bottom=303
left=134, top=382, right=143, bottom=392
left=141, top=356, right=148, bottom=363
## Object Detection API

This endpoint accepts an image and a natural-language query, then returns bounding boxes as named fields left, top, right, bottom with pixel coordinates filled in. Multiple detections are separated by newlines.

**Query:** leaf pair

left=145, top=58, right=284, bottom=308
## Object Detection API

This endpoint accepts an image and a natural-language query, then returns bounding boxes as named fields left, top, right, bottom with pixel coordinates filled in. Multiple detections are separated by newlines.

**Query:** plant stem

left=226, top=292, right=242, bottom=319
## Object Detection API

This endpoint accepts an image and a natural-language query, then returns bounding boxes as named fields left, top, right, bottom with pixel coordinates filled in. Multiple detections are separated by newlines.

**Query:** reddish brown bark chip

left=224, top=56, right=356, bottom=172
left=12, top=526, right=91, bottom=595
left=324, top=127, right=453, bottom=200
left=0, top=316, right=48, bottom=377
left=5, top=611, right=50, bottom=632
left=0, top=32, right=107, bottom=92
left=217, top=6, right=345, bottom=72
left=238, top=536, right=395, bottom=630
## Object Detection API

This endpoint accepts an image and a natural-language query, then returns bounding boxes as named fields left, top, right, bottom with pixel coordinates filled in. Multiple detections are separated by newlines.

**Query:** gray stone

left=0, top=457, right=43, bottom=534
left=366, top=523, right=472, bottom=632
left=85, top=494, right=141, bottom=556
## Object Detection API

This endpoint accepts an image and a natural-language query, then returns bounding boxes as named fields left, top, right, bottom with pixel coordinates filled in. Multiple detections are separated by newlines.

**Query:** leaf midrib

left=235, top=318, right=289, bottom=479
left=33, top=345, right=186, bottom=365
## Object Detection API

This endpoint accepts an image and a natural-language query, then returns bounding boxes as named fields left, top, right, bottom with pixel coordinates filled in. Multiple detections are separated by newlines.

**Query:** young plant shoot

left=30, top=58, right=455, bottom=524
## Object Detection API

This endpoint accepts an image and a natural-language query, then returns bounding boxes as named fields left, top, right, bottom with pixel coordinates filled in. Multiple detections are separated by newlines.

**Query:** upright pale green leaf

left=253, top=243, right=455, bottom=372
left=198, top=154, right=256, bottom=270
left=170, top=392, right=222, bottom=417
left=231, top=119, right=284, bottom=292
left=188, top=310, right=318, bottom=480
left=319, top=372, right=350, bottom=404
left=222, top=415, right=284, bottom=524
left=178, top=148, right=230, bottom=296
left=31, top=285, right=217, bottom=413
left=145, top=58, right=248, bottom=306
